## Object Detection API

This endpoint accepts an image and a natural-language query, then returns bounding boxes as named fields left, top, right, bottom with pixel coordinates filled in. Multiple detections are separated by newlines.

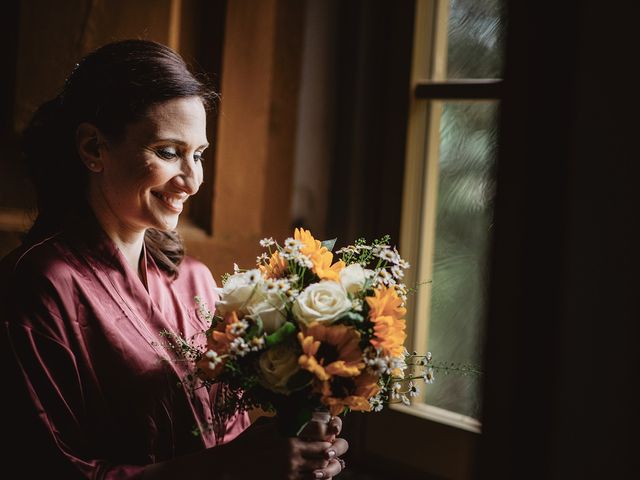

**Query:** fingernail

left=326, top=449, right=336, bottom=459
left=314, top=471, right=324, bottom=479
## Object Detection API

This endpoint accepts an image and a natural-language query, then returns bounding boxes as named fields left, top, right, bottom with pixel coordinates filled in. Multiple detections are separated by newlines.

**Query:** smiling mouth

left=151, top=191, right=187, bottom=213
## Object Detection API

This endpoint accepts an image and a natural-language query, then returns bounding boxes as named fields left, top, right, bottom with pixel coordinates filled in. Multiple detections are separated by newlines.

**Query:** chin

left=150, top=215, right=179, bottom=232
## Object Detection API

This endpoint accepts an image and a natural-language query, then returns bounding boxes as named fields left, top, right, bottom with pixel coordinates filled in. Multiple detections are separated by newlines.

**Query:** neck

left=87, top=191, right=146, bottom=275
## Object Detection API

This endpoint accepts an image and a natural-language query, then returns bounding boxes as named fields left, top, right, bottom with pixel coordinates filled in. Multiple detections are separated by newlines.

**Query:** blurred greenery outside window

left=398, top=0, right=504, bottom=429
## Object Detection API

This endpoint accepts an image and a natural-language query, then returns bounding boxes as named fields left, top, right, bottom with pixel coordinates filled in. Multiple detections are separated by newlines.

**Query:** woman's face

left=92, top=96, right=208, bottom=233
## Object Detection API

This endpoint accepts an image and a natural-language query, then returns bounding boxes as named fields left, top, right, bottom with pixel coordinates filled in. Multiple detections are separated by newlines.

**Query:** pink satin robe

left=0, top=212, right=249, bottom=479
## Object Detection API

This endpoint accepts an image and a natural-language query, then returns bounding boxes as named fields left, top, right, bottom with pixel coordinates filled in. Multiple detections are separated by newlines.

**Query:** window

left=400, top=0, right=504, bottom=427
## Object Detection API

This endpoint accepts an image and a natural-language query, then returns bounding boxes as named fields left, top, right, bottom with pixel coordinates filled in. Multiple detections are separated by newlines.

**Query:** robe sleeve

left=1, top=265, right=147, bottom=480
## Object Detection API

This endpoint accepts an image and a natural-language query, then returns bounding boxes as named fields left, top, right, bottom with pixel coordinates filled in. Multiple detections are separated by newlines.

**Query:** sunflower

left=298, top=323, right=365, bottom=381
left=319, top=372, right=381, bottom=416
left=294, top=228, right=345, bottom=281
left=365, top=286, right=407, bottom=357
left=259, top=251, right=287, bottom=279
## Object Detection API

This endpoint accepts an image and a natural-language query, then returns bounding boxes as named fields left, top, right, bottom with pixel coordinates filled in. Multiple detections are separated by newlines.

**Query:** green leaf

left=245, top=317, right=264, bottom=339
left=336, top=311, right=365, bottom=324
left=321, top=238, right=337, bottom=252
left=265, top=321, right=297, bottom=347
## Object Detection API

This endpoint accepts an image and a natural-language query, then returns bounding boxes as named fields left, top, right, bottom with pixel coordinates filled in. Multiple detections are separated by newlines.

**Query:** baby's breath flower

left=260, top=237, right=275, bottom=247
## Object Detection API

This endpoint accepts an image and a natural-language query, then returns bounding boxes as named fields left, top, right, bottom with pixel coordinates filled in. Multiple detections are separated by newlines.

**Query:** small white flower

left=284, top=238, right=302, bottom=249
left=296, top=255, right=314, bottom=269
left=423, top=368, right=435, bottom=384
left=369, top=395, right=384, bottom=412
left=229, top=337, right=251, bottom=357
left=256, top=252, right=269, bottom=264
left=275, top=279, right=291, bottom=292
left=265, top=279, right=279, bottom=293
left=351, top=298, right=364, bottom=312
left=398, top=258, right=410, bottom=269
left=401, top=394, right=411, bottom=406
left=246, top=269, right=263, bottom=284
left=229, top=319, right=249, bottom=336
left=390, top=265, right=404, bottom=279
left=233, top=263, right=240, bottom=273
left=378, top=248, right=399, bottom=264
left=366, top=357, right=390, bottom=376
left=260, top=237, right=275, bottom=247
left=390, top=382, right=402, bottom=400
left=408, top=381, right=419, bottom=397
left=249, top=336, right=266, bottom=351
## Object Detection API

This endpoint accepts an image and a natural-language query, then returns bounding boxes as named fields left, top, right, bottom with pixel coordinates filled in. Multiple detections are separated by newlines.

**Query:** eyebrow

left=154, top=138, right=210, bottom=150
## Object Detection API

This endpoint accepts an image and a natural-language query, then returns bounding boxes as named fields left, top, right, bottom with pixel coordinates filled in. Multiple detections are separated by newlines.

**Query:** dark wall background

left=479, top=1, right=640, bottom=478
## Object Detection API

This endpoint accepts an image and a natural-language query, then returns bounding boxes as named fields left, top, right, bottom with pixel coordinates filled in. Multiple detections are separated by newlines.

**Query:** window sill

left=390, top=402, right=482, bottom=434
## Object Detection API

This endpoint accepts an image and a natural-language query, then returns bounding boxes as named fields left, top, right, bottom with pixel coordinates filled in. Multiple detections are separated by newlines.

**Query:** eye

left=156, top=147, right=178, bottom=160
left=194, top=151, right=205, bottom=163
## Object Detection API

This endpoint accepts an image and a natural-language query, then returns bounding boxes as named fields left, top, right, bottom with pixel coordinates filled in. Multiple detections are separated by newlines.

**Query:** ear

left=76, top=122, right=107, bottom=172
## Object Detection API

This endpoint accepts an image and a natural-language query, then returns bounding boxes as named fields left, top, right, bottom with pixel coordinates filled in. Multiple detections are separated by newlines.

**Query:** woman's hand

left=225, top=417, right=348, bottom=479
left=299, top=415, right=348, bottom=479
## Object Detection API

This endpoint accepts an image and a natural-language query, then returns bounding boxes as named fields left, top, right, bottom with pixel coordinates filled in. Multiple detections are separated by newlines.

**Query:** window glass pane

left=423, top=101, right=498, bottom=419
left=446, top=0, right=504, bottom=79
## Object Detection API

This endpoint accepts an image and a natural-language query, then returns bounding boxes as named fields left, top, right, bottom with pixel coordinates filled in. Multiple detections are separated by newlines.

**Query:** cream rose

left=292, top=281, right=352, bottom=326
left=258, top=343, right=300, bottom=394
left=247, top=293, right=287, bottom=334
left=339, top=263, right=375, bottom=295
left=215, top=269, right=266, bottom=315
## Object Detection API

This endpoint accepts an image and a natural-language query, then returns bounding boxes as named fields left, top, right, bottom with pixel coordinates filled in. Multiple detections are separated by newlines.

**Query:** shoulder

left=0, top=233, right=79, bottom=288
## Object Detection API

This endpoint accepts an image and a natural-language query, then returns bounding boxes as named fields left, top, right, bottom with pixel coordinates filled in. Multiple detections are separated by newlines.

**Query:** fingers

left=294, top=438, right=333, bottom=459
left=327, top=416, right=342, bottom=437
left=313, top=457, right=345, bottom=479
left=324, top=438, right=348, bottom=460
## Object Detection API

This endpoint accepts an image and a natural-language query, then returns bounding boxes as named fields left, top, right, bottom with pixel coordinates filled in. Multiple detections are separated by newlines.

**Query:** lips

left=151, top=191, right=187, bottom=213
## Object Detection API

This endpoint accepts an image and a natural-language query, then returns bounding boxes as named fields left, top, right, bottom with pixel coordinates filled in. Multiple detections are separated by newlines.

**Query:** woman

left=0, top=39, right=347, bottom=479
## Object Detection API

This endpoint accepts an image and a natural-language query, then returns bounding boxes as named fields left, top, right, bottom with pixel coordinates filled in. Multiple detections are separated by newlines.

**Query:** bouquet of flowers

left=168, top=229, right=435, bottom=437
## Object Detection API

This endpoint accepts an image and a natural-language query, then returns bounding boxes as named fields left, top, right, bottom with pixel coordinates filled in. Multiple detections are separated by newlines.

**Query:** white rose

left=292, top=281, right=352, bottom=326
left=247, top=293, right=287, bottom=333
left=340, top=263, right=370, bottom=295
left=215, top=269, right=266, bottom=315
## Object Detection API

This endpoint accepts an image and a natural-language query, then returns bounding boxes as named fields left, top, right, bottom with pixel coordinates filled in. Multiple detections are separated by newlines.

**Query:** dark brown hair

left=21, top=39, right=216, bottom=276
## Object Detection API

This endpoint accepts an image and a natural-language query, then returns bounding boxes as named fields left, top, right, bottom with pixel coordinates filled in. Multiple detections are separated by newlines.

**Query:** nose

left=172, top=157, right=201, bottom=195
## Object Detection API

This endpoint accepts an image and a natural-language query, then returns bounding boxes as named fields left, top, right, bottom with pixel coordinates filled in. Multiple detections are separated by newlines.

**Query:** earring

left=88, top=161, right=97, bottom=170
